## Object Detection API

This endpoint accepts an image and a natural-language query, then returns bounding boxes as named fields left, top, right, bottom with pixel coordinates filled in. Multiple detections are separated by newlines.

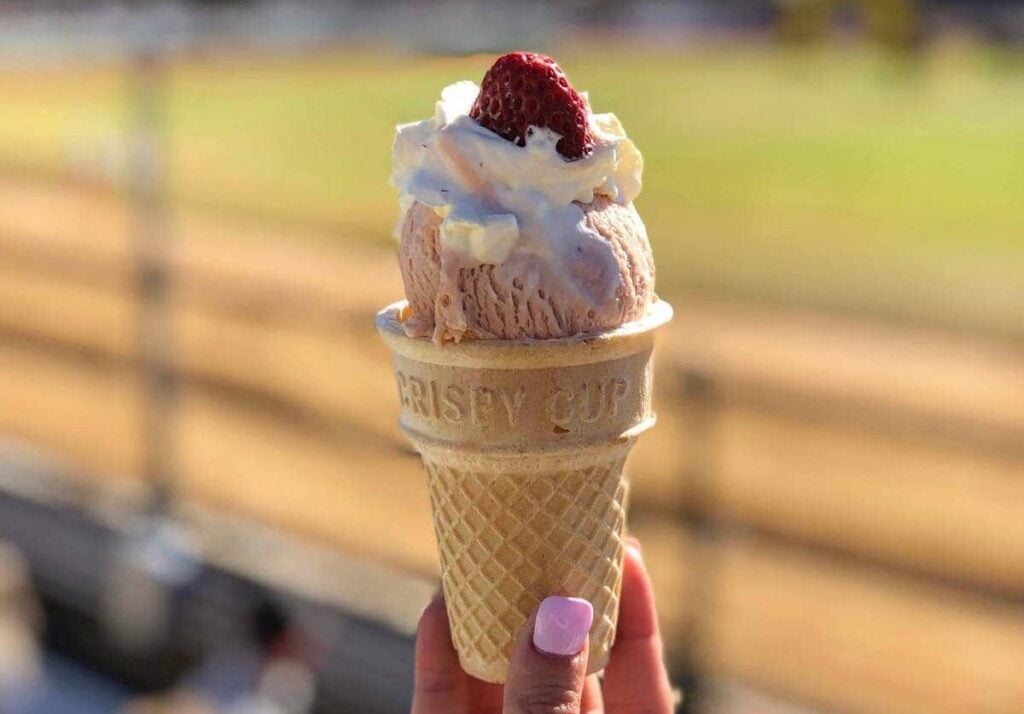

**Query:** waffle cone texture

left=376, top=300, right=672, bottom=683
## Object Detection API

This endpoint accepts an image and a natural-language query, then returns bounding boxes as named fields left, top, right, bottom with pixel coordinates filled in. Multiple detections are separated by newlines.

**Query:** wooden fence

left=0, top=174, right=1023, bottom=712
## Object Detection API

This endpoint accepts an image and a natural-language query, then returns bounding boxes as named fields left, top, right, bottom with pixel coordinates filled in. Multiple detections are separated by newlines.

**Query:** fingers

left=603, top=539, right=675, bottom=713
left=581, top=674, right=605, bottom=714
left=503, top=596, right=593, bottom=714
left=411, top=593, right=467, bottom=713
left=466, top=671, right=505, bottom=713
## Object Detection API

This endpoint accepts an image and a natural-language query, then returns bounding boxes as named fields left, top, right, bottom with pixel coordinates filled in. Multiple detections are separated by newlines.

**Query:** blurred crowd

left=0, top=0, right=1020, bottom=63
left=0, top=543, right=42, bottom=713
left=0, top=539, right=314, bottom=714
left=123, top=599, right=315, bottom=714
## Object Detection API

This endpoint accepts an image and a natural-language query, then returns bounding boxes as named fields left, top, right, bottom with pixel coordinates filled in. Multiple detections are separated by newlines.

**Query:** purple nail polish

left=533, top=596, right=593, bottom=656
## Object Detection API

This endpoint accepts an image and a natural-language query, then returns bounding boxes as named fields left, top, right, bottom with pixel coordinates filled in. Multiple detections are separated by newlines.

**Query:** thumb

left=503, top=596, right=593, bottom=714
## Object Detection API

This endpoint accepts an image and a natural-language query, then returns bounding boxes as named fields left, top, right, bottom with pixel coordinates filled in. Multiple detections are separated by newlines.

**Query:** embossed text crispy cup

left=375, top=299, right=672, bottom=683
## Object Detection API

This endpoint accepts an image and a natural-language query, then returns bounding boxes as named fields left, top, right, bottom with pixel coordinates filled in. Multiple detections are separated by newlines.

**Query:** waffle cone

left=376, top=300, right=672, bottom=683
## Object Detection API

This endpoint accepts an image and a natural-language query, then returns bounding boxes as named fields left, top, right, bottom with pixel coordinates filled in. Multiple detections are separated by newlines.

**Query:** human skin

left=410, top=537, right=675, bottom=714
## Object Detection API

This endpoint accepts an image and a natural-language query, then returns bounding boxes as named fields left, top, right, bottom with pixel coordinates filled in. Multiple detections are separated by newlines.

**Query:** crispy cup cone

left=376, top=299, right=672, bottom=683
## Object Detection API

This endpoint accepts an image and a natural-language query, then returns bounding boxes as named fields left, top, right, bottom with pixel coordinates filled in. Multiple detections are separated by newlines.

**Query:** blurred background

left=0, top=1, right=1021, bottom=712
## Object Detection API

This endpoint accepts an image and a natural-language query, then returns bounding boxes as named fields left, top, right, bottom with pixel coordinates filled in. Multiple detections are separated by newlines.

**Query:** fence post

left=677, top=367, right=719, bottom=713
left=129, top=45, right=176, bottom=515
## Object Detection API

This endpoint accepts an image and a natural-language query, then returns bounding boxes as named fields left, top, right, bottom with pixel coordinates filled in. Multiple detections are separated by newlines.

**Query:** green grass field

left=0, top=42, right=1021, bottom=334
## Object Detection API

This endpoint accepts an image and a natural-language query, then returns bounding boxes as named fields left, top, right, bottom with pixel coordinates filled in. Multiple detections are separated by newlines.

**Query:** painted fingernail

left=533, top=596, right=593, bottom=656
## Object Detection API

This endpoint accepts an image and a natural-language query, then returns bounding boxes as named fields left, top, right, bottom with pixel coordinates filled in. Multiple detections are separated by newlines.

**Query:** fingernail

left=626, top=538, right=643, bottom=563
left=533, top=596, right=593, bottom=656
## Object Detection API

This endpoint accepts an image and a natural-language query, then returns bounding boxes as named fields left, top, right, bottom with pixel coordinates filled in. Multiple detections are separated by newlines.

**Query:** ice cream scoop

left=390, top=52, right=654, bottom=342
left=398, top=195, right=654, bottom=341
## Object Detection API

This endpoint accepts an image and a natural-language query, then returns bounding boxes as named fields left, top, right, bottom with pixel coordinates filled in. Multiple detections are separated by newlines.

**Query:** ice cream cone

left=376, top=299, right=672, bottom=683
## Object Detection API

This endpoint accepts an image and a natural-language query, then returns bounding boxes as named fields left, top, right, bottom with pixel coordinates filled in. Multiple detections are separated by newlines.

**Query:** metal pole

left=129, top=46, right=176, bottom=516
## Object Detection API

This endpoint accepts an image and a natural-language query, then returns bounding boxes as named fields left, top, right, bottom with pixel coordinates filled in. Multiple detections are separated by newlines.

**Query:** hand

left=411, top=537, right=675, bottom=713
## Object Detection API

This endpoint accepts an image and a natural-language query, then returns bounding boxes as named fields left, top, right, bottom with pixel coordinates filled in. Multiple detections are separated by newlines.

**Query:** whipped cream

left=390, top=81, right=643, bottom=270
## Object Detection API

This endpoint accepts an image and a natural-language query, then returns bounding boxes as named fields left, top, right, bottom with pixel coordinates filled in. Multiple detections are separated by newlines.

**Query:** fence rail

left=1, top=174, right=1023, bottom=713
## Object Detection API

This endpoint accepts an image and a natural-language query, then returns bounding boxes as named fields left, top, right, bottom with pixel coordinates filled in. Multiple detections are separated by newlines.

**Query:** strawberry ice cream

left=391, top=52, right=654, bottom=342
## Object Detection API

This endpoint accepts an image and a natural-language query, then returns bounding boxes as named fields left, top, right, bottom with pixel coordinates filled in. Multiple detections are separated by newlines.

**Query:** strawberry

left=469, top=52, right=594, bottom=160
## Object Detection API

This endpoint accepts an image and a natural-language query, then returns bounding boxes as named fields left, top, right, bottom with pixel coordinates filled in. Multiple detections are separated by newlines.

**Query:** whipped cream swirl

left=390, top=81, right=643, bottom=272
